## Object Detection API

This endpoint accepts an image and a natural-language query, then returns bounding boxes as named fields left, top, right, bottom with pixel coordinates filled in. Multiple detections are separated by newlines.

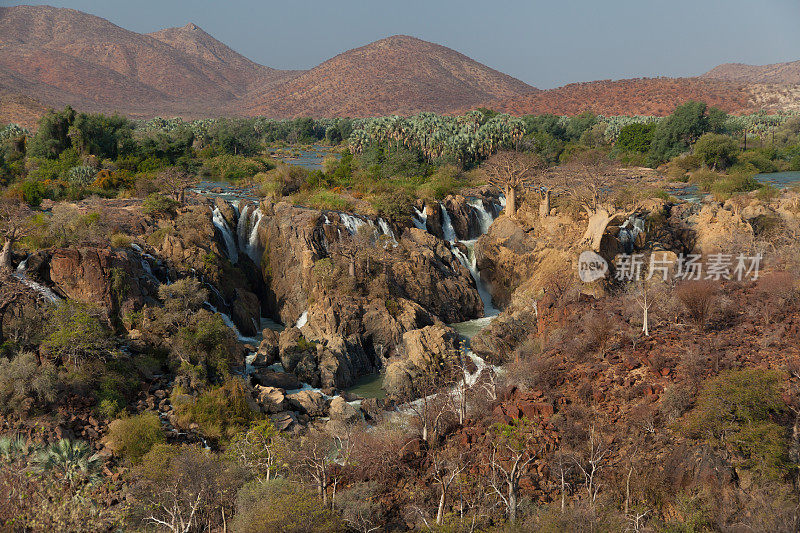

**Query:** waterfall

left=377, top=218, right=398, bottom=244
left=14, top=260, right=61, bottom=304
left=412, top=206, right=427, bottom=230
left=246, top=209, right=263, bottom=263
left=440, top=205, right=457, bottom=242
left=295, top=310, right=308, bottom=328
left=618, top=215, right=646, bottom=254
left=205, top=302, right=258, bottom=344
left=340, top=213, right=366, bottom=235
left=237, top=204, right=251, bottom=252
left=451, top=241, right=499, bottom=317
left=468, top=199, right=493, bottom=235
left=212, top=207, right=238, bottom=264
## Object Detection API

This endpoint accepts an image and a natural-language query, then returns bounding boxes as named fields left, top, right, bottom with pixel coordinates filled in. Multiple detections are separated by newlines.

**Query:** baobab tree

left=550, top=150, right=636, bottom=251
left=483, top=151, right=543, bottom=218
left=158, top=167, right=197, bottom=205
left=0, top=200, right=32, bottom=273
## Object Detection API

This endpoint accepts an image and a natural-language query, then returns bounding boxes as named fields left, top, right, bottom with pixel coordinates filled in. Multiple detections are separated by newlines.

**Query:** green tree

left=617, top=123, right=656, bottom=153
left=648, top=101, right=727, bottom=165
left=106, top=413, right=165, bottom=464
left=28, top=106, right=76, bottom=159
left=42, top=301, right=111, bottom=365
left=693, top=133, right=739, bottom=170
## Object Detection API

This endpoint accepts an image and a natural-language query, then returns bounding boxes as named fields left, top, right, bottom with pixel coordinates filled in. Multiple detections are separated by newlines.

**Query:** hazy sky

left=5, top=0, right=800, bottom=88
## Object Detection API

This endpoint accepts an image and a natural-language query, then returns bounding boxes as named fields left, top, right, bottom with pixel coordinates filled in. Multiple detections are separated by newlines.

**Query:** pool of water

left=346, top=372, right=386, bottom=399
left=272, top=145, right=339, bottom=170
left=755, top=171, right=800, bottom=188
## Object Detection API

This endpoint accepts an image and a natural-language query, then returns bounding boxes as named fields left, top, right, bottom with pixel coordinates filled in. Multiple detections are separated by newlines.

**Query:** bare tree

left=288, top=428, right=336, bottom=506
left=431, top=446, right=468, bottom=525
left=486, top=418, right=541, bottom=524
left=158, top=167, right=197, bottom=205
left=484, top=151, right=543, bottom=218
left=0, top=200, right=32, bottom=272
left=572, top=425, right=610, bottom=506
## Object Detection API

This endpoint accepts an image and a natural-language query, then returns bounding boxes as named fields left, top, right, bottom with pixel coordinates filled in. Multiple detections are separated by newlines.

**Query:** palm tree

left=36, top=438, right=103, bottom=487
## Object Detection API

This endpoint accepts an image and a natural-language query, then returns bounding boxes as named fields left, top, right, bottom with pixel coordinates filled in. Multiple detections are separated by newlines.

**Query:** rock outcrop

left=383, top=324, right=460, bottom=398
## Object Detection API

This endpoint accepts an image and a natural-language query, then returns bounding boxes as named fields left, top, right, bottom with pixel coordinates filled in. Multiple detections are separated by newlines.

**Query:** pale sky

left=5, top=0, right=800, bottom=88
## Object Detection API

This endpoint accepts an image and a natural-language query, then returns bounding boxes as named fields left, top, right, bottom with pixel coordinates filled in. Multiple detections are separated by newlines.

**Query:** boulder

left=253, top=385, right=287, bottom=414
left=252, top=329, right=280, bottom=367
left=251, top=369, right=301, bottom=390
left=279, top=327, right=319, bottom=386
left=328, top=396, right=361, bottom=424
left=287, top=390, right=327, bottom=417
left=269, top=411, right=299, bottom=432
left=231, top=288, right=261, bottom=337
left=383, top=324, right=459, bottom=398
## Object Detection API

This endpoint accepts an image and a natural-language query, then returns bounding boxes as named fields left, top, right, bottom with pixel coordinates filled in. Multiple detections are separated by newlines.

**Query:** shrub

left=171, top=379, right=259, bottom=441
left=675, top=280, right=718, bottom=329
left=0, top=352, right=58, bottom=414
left=141, top=193, right=179, bottom=218
left=110, top=233, right=132, bottom=248
left=106, top=412, right=164, bottom=464
left=231, top=478, right=344, bottom=533
left=42, top=301, right=112, bottom=365
left=681, top=369, right=789, bottom=480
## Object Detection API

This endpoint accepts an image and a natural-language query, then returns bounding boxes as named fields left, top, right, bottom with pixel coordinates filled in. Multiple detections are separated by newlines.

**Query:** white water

left=236, top=204, right=251, bottom=252
left=340, top=213, right=367, bottom=235
left=212, top=207, right=239, bottom=264
left=412, top=206, right=427, bottom=231
left=451, top=241, right=499, bottom=317
left=295, top=310, right=308, bottom=328
left=468, top=199, right=493, bottom=236
left=440, top=205, right=457, bottom=242
left=244, top=208, right=263, bottom=263
left=205, top=302, right=258, bottom=344
left=14, top=260, right=61, bottom=304
left=377, top=218, right=398, bottom=244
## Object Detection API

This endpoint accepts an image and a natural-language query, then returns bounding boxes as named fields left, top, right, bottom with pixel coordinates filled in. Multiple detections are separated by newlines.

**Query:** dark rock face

left=251, top=369, right=301, bottom=390
left=42, top=246, right=152, bottom=321
left=383, top=324, right=460, bottom=398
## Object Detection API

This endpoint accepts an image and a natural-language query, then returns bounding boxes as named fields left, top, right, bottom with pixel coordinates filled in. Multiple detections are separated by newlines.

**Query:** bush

left=231, top=478, right=344, bottom=533
left=141, top=193, right=179, bottom=218
left=681, top=369, right=789, bottom=480
left=675, top=280, right=718, bottom=329
left=172, top=379, right=259, bottom=441
left=0, top=352, right=58, bottom=414
left=107, top=412, right=164, bottom=464
left=42, top=301, right=112, bottom=365
left=110, top=233, right=132, bottom=248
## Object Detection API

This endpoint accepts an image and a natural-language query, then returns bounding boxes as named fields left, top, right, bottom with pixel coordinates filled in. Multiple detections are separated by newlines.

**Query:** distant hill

left=482, top=77, right=754, bottom=117
left=703, top=60, right=800, bottom=86
left=244, top=35, right=537, bottom=117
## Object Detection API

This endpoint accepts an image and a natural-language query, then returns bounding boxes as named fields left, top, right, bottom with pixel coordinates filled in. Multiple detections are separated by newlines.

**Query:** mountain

left=482, top=77, right=754, bottom=117
left=0, top=5, right=294, bottom=117
left=0, top=7, right=536, bottom=120
left=702, top=60, right=800, bottom=85
left=244, top=35, right=537, bottom=117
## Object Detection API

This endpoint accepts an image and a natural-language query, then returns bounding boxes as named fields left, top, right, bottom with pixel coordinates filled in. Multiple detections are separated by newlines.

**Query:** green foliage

left=107, top=413, right=165, bottom=464
left=231, top=478, right=344, bottom=533
left=693, top=133, right=739, bottom=170
left=617, top=122, right=656, bottom=153
left=35, top=438, right=103, bottom=488
left=28, top=106, right=77, bottom=159
left=0, top=352, right=58, bottom=415
left=649, top=101, right=728, bottom=165
left=681, top=369, right=790, bottom=480
left=172, top=378, right=259, bottom=441
left=200, top=154, right=271, bottom=181
left=141, top=192, right=179, bottom=218
left=225, top=419, right=282, bottom=479
left=42, top=301, right=111, bottom=365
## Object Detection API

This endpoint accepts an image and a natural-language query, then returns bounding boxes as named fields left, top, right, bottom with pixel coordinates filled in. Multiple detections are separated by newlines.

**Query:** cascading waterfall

left=468, top=199, right=493, bottom=235
left=237, top=204, right=251, bottom=252
left=295, top=310, right=308, bottom=328
left=14, top=260, right=61, bottom=304
left=617, top=215, right=646, bottom=254
left=212, top=207, right=239, bottom=264
left=377, top=218, right=398, bottom=244
left=245, top=208, right=263, bottom=263
left=412, top=206, right=427, bottom=231
left=340, top=213, right=366, bottom=235
left=440, top=205, right=457, bottom=242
